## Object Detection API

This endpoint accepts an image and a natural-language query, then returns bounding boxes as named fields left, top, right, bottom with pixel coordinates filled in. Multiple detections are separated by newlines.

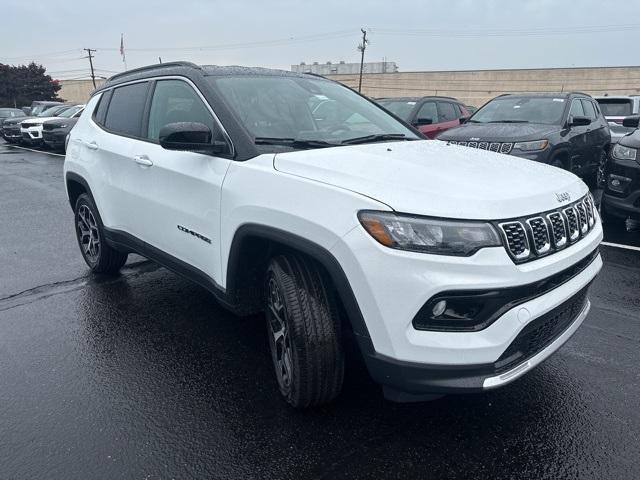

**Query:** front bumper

left=2, top=126, right=22, bottom=140
left=21, top=126, right=43, bottom=144
left=42, top=130, right=67, bottom=148
left=603, top=157, right=640, bottom=219
left=332, top=216, right=602, bottom=395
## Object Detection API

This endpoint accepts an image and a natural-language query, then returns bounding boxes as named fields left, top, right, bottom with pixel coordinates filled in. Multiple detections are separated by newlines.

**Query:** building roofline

left=326, top=65, right=640, bottom=76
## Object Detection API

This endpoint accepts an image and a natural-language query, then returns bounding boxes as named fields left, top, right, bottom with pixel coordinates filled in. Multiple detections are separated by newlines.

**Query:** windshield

left=470, top=96, right=566, bottom=125
left=208, top=75, right=418, bottom=146
left=58, top=106, right=84, bottom=118
left=0, top=109, right=24, bottom=118
left=596, top=99, right=632, bottom=117
left=376, top=100, right=417, bottom=121
left=38, top=106, right=67, bottom=117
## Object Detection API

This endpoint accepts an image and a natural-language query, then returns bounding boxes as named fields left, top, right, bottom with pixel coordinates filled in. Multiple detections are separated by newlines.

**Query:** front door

left=128, top=78, right=232, bottom=284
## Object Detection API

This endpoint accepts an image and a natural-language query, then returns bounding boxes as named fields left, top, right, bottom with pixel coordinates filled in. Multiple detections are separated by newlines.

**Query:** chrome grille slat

left=547, top=212, right=567, bottom=248
left=499, top=195, right=597, bottom=263
left=575, top=203, right=588, bottom=234
left=454, top=141, right=513, bottom=154
left=468, top=141, right=478, bottom=148
left=489, top=142, right=500, bottom=152
left=479, top=141, right=489, bottom=150
left=500, top=143, right=513, bottom=154
left=499, top=221, right=530, bottom=260
left=526, top=217, right=551, bottom=254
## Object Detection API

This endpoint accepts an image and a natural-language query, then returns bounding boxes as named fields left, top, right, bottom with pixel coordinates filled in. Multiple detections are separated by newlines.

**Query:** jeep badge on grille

left=556, top=192, right=571, bottom=203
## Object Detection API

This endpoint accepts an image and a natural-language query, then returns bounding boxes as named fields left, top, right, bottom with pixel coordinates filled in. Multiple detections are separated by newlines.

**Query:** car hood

left=3, top=115, right=36, bottom=126
left=44, top=118, right=78, bottom=128
left=273, top=140, right=587, bottom=220
left=22, top=116, right=58, bottom=125
left=438, top=122, right=559, bottom=142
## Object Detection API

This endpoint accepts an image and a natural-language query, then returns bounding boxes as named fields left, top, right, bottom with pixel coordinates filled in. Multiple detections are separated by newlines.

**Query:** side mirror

left=459, top=116, right=470, bottom=124
left=622, top=115, right=640, bottom=129
left=159, top=122, right=226, bottom=153
left=413, top=118, right=433, bottom=126
left=568, top=115, right=591, bottom=127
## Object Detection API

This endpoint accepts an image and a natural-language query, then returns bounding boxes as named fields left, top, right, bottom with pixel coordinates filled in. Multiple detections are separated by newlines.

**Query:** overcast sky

left=3, top=0, right=640, bottom=80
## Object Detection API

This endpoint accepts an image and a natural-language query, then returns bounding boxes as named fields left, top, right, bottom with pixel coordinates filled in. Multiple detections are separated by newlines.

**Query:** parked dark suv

left=438, top=93, right=611, bottom=186
left=601, top=115, right=640, bottom=225
left=376, top=96, right=470, bottom=139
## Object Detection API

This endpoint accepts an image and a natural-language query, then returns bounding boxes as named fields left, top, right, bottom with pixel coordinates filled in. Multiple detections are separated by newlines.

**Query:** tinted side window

left=93, top=90, right=112, bottom=125
left=104, top=82, right=149, bottom=137
left=569, top=99, right=585, bottom=118
left=415, top=101, right=437, bottom=123
left=437, top=102, right=457, bottom=122
left=581, top=100, right=596, bottom=120
left=147, top=80, right=215, bottom=140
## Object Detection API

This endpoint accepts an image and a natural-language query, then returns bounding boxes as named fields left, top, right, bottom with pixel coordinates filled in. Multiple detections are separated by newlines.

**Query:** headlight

left=513, top=139, right=549, bottom=151
left=612, top=143, right=637, bottom=161
left=358, top=211, right=502, bottom=256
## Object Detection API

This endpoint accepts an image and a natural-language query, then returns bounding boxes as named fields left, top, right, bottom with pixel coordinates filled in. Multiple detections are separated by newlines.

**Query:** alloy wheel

left=266, top=276, right=293, bottom=392
left=77, top=204, right=100, bottom=263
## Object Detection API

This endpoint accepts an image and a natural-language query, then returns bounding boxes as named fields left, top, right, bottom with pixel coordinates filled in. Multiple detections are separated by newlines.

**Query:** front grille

left=498, top=195, right=597, bottom=263
left=495, top=285, right=589, bottom=373
left=449, top=140, right=514, bottom=154
left=21, top=122, right=36, bottom=129
left=42, top=123, right=57, bottom=131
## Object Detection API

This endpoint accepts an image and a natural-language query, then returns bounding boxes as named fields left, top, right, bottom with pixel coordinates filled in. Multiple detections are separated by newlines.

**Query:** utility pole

left=357, top=28, right=369, bottom=93
left=84, top=48, right=97, bottom=88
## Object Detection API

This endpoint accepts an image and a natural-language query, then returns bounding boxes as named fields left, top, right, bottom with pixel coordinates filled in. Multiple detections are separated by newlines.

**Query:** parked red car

left=377, top=96, right=471, bottom=138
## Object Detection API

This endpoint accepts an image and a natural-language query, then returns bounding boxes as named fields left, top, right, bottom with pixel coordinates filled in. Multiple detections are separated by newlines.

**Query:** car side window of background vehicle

left=437, top=101, right=458, bottom=122
left=415, top=101, right=437, bottom=124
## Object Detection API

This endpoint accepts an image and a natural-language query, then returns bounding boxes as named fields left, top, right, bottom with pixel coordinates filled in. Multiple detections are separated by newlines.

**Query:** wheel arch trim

left=227, top=223, right=374, bottom=347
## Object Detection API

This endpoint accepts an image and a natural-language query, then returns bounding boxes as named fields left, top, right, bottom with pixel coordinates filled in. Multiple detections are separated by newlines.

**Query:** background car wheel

left=587, top=150, right=608, bottom=189
left=74, top=193, right=128, bottom=274
left=265, top=253, right=344, bottom=408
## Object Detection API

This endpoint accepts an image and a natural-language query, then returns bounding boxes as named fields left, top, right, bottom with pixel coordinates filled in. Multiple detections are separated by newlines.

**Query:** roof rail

left=107, top=61, right=201, bottom=83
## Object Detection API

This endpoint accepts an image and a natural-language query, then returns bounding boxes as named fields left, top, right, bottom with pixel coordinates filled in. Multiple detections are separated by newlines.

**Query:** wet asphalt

left=0, top=141, right=639, bottom=480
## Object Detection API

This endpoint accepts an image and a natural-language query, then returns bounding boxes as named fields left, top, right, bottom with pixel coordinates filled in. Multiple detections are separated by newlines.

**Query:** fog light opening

left=432, top=300, right=447, bottom=317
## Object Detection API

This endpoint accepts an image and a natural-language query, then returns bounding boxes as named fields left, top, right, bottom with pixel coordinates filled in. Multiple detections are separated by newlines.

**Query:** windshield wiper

left=340, top=133, right=415, bottom=145
left=254, top=137, right=339, bottom=149
left=486, top=120, right=530, bottom=124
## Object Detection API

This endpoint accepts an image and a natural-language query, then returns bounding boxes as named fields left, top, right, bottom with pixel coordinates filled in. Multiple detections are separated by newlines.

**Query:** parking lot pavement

left=1, top=141, right=639, bottom=479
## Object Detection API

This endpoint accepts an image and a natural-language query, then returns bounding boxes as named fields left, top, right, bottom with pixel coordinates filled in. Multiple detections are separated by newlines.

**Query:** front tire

left=265, top=254, right=344, bottom=408
left=74, top=193, right=128, bottom=274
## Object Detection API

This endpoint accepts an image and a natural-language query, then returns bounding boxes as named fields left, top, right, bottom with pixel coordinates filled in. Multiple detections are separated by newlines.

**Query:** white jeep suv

left=64, top=63, right=602, bottom=408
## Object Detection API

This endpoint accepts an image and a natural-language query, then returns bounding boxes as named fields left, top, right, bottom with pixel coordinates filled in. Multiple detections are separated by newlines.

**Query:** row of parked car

left=0, top=101, right=85, bottom=152
left=375, top=93, right=639, bottom=229
left=1, top=88, right=638, bottom=229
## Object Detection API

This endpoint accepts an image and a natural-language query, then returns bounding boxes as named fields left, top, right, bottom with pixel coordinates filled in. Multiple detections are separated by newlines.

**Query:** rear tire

left=264, top=253, right=344, bottom=408
left=74, top=193, right=128, bottom=274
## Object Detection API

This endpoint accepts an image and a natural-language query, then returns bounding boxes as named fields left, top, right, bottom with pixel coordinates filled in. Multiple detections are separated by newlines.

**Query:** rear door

left=414, top=100, right=438, bottom=138
left=581, top=99, right=607, bottom=170
left=128, top=78, right=233, bottom=283
left=90, top=81, right=152, bottom=235
left=567, top=98, right=590, bottom=173
left=435, top=101, right=462, bottom=137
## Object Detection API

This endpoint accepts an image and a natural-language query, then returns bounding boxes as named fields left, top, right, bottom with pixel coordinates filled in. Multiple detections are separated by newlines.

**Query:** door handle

left=134, top=155, right=153, bottom=167
left=85, top=141, right=98, bottom=150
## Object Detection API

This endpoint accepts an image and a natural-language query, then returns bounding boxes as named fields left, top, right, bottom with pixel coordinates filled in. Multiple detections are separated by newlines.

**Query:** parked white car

left=64, top=63, right=603, bottom=408
left=21, top=104, right=84, bottom=145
